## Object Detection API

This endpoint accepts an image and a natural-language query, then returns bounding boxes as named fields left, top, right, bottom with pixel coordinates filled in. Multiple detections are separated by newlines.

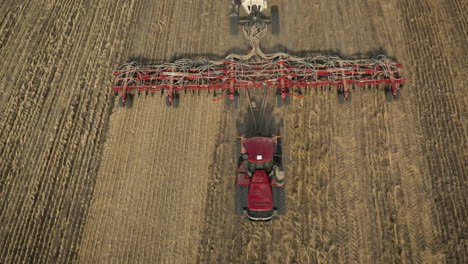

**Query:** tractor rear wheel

left=271, top=6, right=280, bottom=35
left=235, top=185, right=248, bottom=215
left=273, top=186, right=286, bottom=215
left=230, top=15, right=239, bottom=35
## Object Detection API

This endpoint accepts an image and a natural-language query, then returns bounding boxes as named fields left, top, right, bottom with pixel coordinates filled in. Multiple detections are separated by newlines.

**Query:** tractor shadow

left=125, top=45, right=397, bottom=65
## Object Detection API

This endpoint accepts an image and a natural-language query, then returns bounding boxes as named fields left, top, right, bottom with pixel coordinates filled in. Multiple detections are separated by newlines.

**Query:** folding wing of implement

left=112, top=54, right=406, bottom=108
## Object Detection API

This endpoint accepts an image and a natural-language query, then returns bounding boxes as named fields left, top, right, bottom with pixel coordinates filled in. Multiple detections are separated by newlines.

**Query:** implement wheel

left=233, top=93, right=239, bottom=109
left=276, top=94, right=282, bottom=107
left=271, top=6, right=280, bottom=35
left=225, top=95, right=231, bottom=109
left=125, top=94, right=133, bottom=109
left=172, top=94, right=179, bottom=108
left=118, top=97, right=125, bottom=107
left=236, top=137, right=242, bottom=163
left=346, top=91, right=352, bottom=103
left=386, top=89, right=393, bottom=102
left=338, top=91, right=345, bottom=104
left=395, top=90, right=401, bottom=100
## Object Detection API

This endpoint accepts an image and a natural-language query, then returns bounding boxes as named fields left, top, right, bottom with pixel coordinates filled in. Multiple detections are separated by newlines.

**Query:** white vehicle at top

left=230, top=0, right=279, bottom=35
left=240, top=0, right=268, bottom=14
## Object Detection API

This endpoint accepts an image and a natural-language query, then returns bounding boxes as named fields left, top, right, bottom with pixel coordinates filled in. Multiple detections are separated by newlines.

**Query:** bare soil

left=0, top=0, right=466, bottom=263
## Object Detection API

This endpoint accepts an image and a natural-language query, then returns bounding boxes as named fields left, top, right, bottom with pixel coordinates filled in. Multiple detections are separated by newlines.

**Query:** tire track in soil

left=78, top=0, right=227, bottom=262
left=0, top=0, right=136, bottom=262
left=1, top=0, right=88, bottom=257
left=1, top=0, right=466, bottom=263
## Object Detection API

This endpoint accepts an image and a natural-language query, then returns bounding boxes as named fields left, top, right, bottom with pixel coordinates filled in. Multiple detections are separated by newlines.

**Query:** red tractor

left=235, top=136, right=286, bottom=220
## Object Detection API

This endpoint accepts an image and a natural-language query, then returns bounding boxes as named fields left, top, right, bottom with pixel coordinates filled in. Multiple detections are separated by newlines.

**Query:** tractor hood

left=247, top=170, right=273, bottom=211
left=245, top=137, right=274, bottom=163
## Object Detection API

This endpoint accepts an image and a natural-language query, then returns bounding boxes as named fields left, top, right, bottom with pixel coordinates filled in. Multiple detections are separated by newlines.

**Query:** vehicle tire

left=230, top=15, right=239, bottom=35
left=395, top=90, right=401, bottom=100
left=233, top=93, right=239, bottom=109
left=346, top=91, right=352, bottom=103
left=235, top=185, right=248, bottom=215
left=165, top=96, right=171, bottom=107
left=236, top=137, right=242, bottom=162
left=271, top=6, right=280, bottom=35
left=225, top=95, right=232, bottom=109
left=118, top=96, right=125, bottom=107
left=385, top=89, right=393, bottom=102
left=273, top=186, right=286, bottom=215
left=284, top=94, right=291, bottom=105
left=276, top=94, right=282, bottom=107
left=125, top=94, right=133, bottom=109
left=274, top=137, right=283, bottom=166
left=338, top=91, right=345, bottom=104
left=172, top=94, right=179, bottom=108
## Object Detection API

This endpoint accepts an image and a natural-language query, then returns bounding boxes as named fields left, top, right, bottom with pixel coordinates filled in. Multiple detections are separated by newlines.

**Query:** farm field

left=0, top=0, right=466, bottom=263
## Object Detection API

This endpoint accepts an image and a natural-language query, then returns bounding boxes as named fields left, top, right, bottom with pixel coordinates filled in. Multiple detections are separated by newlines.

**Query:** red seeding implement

left=112, top=54, right=406, bottom=108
